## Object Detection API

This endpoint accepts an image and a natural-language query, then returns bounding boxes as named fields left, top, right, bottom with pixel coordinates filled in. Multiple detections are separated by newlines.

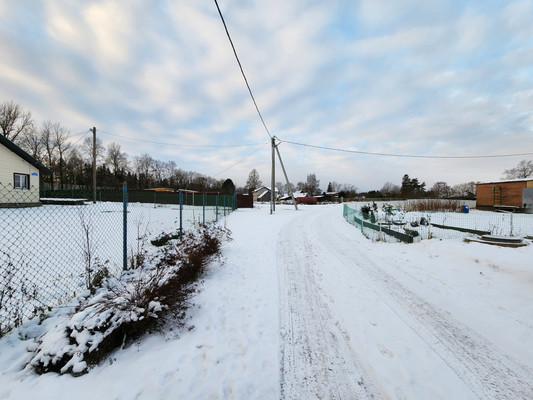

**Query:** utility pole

left=275, top=144, right=298, bottom=210
left=271, top=136, right=275, bottom=214
left=92, top=127, right=96, bottom=204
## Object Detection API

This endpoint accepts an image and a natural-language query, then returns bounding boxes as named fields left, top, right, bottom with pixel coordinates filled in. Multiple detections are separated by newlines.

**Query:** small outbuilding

left=476, top=179, right=533, bottom=212
left=0, top=135, right=52, bottom=207
left=253, top=186, right=279, bottom=202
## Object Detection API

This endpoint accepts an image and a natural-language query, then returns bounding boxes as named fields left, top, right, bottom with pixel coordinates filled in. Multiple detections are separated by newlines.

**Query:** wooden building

left=476, top=179, right=533, bottom=211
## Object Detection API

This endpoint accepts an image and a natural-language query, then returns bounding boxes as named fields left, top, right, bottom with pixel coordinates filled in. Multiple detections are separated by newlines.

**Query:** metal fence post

left=202, top=192, right=206, bottom=226
left=123, top=181, right=128, bottom=271
left=216, top=194, right=219, bottom=222
left=179, top=191, right=183, bottom=238
left=154, top=191, right=156, bottom=209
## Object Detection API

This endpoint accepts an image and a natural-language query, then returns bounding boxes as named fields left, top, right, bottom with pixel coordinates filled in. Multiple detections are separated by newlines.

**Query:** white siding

left=0, top=144, right=41, bottom=203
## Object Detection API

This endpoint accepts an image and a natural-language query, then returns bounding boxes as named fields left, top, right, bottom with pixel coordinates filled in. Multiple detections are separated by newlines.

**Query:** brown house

left=476, top=179, right=533, bottom=211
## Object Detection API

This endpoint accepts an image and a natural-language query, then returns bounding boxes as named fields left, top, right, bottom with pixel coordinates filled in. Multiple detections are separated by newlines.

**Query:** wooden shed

left=476, top=179, right=533, bottom=211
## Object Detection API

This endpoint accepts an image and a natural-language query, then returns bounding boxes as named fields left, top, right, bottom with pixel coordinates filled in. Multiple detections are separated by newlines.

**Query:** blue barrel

left=462, top=205, right=469, bottom=213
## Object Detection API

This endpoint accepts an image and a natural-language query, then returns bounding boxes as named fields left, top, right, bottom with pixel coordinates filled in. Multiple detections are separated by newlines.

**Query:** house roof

left=253, top=186, right=279, bottom=193
left=0, top=135, right=52, bottom=175
left=477, top=178, right=533, bottom=185
left=257, top=189, right=270, bottom=199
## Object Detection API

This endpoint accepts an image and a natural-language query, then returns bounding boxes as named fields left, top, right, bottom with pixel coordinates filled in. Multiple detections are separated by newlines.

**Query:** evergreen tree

left=220, top=178, right=236, bottom=195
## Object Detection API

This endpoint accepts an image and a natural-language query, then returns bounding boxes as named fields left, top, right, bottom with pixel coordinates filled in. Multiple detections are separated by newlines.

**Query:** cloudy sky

left=1, top=1, right=532, bottom=191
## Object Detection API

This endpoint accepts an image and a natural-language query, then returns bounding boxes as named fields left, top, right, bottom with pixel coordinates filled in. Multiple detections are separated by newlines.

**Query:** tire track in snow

left=313, top=208, right=533, bottom=400
left=278, top=214, right=383, bottom=400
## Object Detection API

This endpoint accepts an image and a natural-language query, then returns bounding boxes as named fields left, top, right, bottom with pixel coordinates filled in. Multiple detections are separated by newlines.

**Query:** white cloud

left=503, top=0, right=533, bottom=42
left=454, top=13, right=489, bottom=53
left=82, top=1, right=137, bottom=66
left=1, top=0, right=532, bottom=191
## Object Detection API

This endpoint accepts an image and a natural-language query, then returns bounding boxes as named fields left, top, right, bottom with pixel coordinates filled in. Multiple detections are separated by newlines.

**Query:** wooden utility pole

left=275, top=144, right=298, bottom=210
left=92, top=127, right=96, bottom=204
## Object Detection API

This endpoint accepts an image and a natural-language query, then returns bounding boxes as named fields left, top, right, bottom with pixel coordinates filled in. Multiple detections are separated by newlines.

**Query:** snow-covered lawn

left=1, top=203, right=532, bottom=399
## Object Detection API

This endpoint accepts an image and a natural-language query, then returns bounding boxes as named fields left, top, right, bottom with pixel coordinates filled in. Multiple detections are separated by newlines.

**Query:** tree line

left=242, top=168, right=358, bottom=198
left=1, top=100, right=233, bottom=193
left=4, top=100, right=531, bottom=197
left=241, top=166, right=533, bottom=202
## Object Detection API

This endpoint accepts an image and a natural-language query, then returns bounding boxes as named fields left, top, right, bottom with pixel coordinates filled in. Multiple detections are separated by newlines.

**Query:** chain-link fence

left=344, top=203, right=533, bottom=243
left=0, top=182, right=235, bottom=336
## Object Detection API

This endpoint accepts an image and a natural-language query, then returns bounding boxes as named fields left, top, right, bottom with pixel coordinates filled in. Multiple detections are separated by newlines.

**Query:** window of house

left=14, top=173, right=30, bottom=189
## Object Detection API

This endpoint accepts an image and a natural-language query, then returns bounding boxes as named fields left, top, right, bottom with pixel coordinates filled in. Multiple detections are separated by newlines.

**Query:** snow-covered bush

left=27, top=224, right=231, bottom=376
left=0, top=253, right=41, bottom=338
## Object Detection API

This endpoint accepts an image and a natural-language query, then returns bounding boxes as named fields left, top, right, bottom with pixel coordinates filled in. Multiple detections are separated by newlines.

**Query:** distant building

left=253, top=186, right=279, bottom=202
left=0, top=135, right=52, bottom=207
left=476, top=179, right=533, bottom=212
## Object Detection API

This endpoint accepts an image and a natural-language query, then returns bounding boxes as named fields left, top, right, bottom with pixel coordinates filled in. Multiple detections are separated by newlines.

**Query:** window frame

left=13, top=173, right=30, bottom=189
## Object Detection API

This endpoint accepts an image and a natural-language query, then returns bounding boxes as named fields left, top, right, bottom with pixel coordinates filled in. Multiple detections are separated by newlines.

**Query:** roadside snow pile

left=24, top=224, right=230, bottom=376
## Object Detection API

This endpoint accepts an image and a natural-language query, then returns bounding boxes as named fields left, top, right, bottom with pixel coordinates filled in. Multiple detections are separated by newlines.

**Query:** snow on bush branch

left=27, top=224, right=231, bottom=376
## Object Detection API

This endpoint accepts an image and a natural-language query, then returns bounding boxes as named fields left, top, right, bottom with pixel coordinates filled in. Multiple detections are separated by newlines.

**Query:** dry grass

left=402, top=199, right=463, bottom=212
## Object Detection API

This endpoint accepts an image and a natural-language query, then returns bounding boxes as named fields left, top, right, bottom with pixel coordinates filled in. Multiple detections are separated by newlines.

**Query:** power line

left=71, top=129, right=91, bottom=137
left=213, top=140, right=270, bottom=177
left=213, top=0, right=273, bottom=139
left=70, top=129, right=91, bottom=146
left=279, top=139, right=533, bottom=159
left=98, top=129, right=263, bottom=148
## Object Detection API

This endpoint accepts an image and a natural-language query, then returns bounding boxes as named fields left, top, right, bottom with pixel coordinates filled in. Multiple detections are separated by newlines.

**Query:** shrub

left=150, top=232, right=181, bottom=247
left=28, top=224, right=231, bottom=376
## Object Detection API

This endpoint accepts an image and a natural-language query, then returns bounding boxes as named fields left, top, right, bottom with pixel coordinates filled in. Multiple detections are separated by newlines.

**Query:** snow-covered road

left=276, top=204, right=533, bottom=399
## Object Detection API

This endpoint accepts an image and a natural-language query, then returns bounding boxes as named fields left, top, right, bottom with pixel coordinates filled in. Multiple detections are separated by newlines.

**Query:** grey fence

left=344, top=203, right=533, bottom=243
left=0, top=182, right=235, bottom=337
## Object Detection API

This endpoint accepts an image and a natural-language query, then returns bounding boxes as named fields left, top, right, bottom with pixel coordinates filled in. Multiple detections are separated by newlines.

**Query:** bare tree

left=134, top=153, right=153, bottom=189
left=503, top=159, right=533, bottom=179
left=65, top=147, right=85, bottom=187
left=341, top=184, right=358, bottom=198
left=451, top=182, right=477, bottom=198
left=151, top=159, right=166, bottom=185
left=52, top=124, right=71, bottom=189
left=245, top=169, right=262, bottom=194
left=430, top=181, right=452, bottom=198
left=380, top=182, right=400, bottom=197
left=171, top=168, right=187, bottom=189
left=19, top=126, right=43, bottom=161
left=284, top=182, right=296, bottom=194
left=0, top=100, right=34, bottom=142
left=40, top=121, right=57, bottom=189
left=81, top=136, right=105, bottom=165
left=327, top=181, right=342, bottom=192
left=304, top=173, right=320, bottom=196
left=106, top=142, right=128, bottom=176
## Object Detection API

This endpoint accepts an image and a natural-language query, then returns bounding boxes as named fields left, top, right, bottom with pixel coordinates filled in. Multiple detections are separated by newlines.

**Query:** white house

left=0, top=135, right=52, bottom=206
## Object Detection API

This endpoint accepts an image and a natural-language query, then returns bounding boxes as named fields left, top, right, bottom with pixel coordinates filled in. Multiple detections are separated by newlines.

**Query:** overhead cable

left=213, top=0, right=273, bottom=139
left=279, top=139, right=533, bottom=159
left=213, top=140, right=270, bottom=177
left=70, top=129, right=91, bottom=146
left=98, top=129, right=263, bottom=148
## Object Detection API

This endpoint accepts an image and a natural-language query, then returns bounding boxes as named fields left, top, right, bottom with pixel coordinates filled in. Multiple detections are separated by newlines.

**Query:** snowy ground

left=1, top=203, right=532, bottom=399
